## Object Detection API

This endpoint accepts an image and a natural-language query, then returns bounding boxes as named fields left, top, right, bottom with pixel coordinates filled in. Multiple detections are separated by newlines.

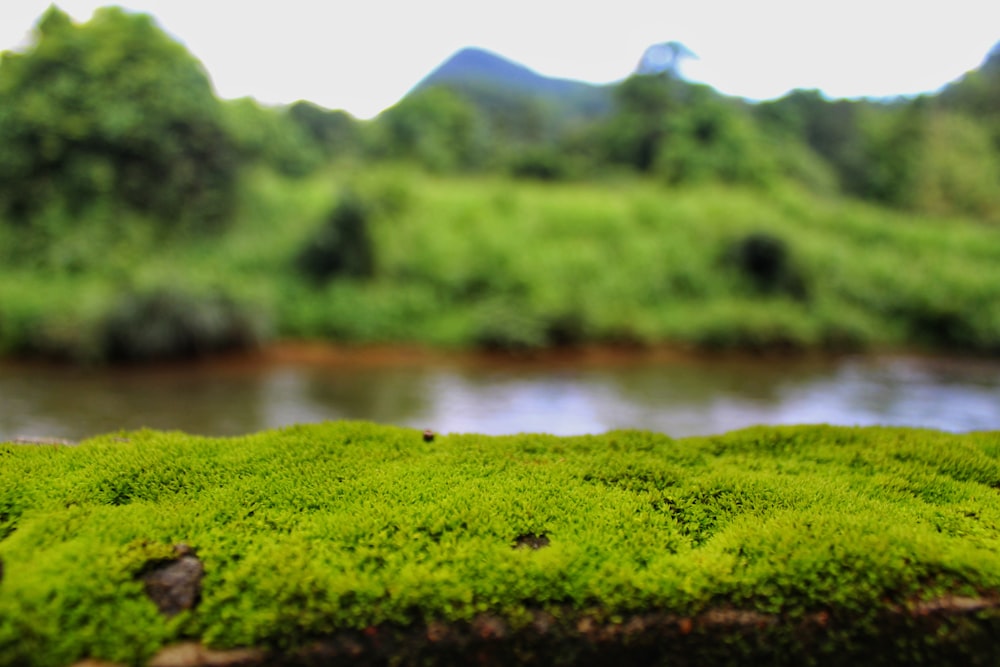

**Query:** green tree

left=372, top=86, right=491, bottom=171
left=0, top=6, right=238, bottom=231
left=604, top=73, right=683, bottom=172
left=655, top=87, right=778, bottom=186
left=287, top=101, right=363, bottom=159
left=866, top=104, right=1000, bottom=219
left=937, top=41, right=1000, bottom=154
left=939, top=42, right=1000, bottom=121
left=603, top=75, right=777, bottom=185
left=222, top=98, right=322, bottom=177
left=756, top=90, right=874, bottom=195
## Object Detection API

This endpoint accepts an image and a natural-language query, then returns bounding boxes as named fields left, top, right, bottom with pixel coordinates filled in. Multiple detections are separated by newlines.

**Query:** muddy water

left=2, top=348, right=999, bottom=441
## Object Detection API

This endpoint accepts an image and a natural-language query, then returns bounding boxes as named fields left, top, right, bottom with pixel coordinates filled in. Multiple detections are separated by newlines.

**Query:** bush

left=725, top=232, right=807, bottom=299
left=222, top=98, right=322, bottom=177
left=0, top=7, right=238, bottom=231
left=287, top=101, right=362, bottom=159
left=508, top=148, right=573, bottom=181
left=100, top=288, right=266, bottom=362
left=295, top=190, right=376, bottom=284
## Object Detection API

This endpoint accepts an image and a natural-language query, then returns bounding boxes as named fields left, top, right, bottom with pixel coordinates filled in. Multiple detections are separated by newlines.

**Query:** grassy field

left=1, top=167, right=999, bottom=361
left=2, top=422, right=1000, bottom=665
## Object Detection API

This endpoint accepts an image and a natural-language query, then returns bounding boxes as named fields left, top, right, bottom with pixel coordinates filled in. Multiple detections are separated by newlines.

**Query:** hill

left=409, top=47, right=613, bottom=129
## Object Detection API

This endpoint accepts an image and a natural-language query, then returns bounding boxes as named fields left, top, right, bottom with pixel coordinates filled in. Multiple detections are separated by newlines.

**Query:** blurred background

left=1, top=2, right=999, bottom=441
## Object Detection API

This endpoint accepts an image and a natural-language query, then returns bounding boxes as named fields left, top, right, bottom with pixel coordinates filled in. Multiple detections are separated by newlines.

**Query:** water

left=2, top=351, right=999, bottom=441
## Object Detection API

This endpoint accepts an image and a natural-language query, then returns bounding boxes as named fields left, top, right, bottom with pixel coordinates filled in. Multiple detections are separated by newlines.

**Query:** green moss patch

left=2, top=423, right=1000, bottom=665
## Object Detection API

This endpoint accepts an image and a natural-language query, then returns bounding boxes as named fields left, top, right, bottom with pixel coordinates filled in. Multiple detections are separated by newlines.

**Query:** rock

left=513, top=533, right=550, bottom=550
left=149, top=642, right=265, bottom=667
left=142, top=546, right=204, bottom=617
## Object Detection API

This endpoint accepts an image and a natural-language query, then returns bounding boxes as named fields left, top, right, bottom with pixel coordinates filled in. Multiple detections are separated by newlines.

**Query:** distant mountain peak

left=635, top=41, right=697, bottom=76
left=406, top=46, right=614, bottom=127
left=415, top=47, right=578, bottom=96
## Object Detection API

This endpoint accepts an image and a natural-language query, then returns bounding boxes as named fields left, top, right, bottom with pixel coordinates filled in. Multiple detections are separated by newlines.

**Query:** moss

left=1, top=423, right=999, bottom=665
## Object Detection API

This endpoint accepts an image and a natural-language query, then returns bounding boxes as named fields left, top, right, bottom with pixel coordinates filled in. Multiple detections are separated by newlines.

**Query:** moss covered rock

left=1, top=423, right=999, bottom=665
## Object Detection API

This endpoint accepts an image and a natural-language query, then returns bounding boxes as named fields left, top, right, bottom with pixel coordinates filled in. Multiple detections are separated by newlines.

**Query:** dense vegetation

left=2, top=423, right=1000, bottom=665
left=0, top=7, right=998, bottom=362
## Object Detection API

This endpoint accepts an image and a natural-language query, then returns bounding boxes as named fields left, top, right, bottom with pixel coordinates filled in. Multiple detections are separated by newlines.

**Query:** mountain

left=409, top=47, right=614, bottom=125
left=937, top=39, right=1000, bottom=118
left=414, top=47, right=599, bottom=98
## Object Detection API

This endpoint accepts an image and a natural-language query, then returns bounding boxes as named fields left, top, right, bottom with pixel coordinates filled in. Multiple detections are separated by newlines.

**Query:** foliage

left=0, top=7, right=999, bottom=361
left=221, top=98, right=322, bottom=177
left=755, top=90, right=874, bottom=195
left=295, top=189, right=376, bottom=284
left=2, top=167, right=1000, bottom=359
left=0, top=6, right=238, bottom=231
left=371, top=86, right=492, bottom=171
left=603, top=73, right=683, bottom=172
left=865, top=106, right=1000, bottom=219
left=100, top=287, right=266, bottom=362
left=287, top=101, right=363, bottom=159
left=724, top=232, right=807, bottom=299
left=603, top=76, right=777, bottom=186
left=507, top=147, right=575, bottom=181
left=938, top=40, right=1000, bottom=135
left=654, top=90, right=778, bottom=186
left=1, top=423, right=1000, bottom=665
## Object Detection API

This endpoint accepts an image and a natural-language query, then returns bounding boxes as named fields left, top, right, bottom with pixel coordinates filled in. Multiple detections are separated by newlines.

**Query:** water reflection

left=1, top=353, right=999, bottom=441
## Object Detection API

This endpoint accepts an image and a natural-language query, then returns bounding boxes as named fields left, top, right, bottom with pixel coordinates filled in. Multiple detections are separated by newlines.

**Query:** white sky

left=2, top=1, right=998, bottom=118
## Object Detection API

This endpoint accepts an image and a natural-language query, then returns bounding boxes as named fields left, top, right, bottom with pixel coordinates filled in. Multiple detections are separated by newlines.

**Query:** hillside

left=409, top=47, right=613, bottom=125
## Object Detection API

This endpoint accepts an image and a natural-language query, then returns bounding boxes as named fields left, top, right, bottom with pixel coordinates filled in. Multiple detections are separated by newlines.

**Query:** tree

left=866, top=105, right=1000, bottom=218
left=655, top=89, right=778, bottom=186
left=287, top=101, right=363, bottom=159
left=755, top=90, right=873, bottom=195
left=372, top=86, right=491, bottom=171
left=603, top=76, right=776, bottom=185
left=223, top=97, right=322, bottom=177
left=604, top=73, right=683, bottom=172
left=0, top=6, right=238, bottom=231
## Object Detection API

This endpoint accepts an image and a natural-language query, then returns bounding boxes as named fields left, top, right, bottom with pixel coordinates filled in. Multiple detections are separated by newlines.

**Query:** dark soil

left=70, top=595, right=1000, bottom=667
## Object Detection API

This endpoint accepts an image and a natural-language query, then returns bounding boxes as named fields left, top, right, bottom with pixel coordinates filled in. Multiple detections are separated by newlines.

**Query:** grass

left=2, top=165, right=1000, bottom=360
left=2, top=422, right=1000, bottom=665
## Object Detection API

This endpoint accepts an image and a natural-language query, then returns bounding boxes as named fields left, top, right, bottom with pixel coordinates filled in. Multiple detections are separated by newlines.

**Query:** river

left=2, top=348, right=999, bottom=442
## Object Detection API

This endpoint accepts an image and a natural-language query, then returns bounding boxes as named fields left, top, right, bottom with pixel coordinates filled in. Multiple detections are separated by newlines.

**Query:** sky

left=1, top=0, right=998, bottom=119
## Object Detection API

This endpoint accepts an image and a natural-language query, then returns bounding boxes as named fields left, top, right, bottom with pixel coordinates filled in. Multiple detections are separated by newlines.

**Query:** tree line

left=1, top=5, right=998, bottom=243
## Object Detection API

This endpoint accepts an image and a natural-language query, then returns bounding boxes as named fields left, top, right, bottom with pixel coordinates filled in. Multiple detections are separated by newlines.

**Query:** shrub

left=295, top=190, right=376, bottom=284
left=471, top=299, right=547, bottom=352
left=725, top=232, right=807, bottom=299
left=508, top=148, right=572, bottom=181
left=100, top=288, right=266, bottom=362
left=222, top=98, right=322, bottom=178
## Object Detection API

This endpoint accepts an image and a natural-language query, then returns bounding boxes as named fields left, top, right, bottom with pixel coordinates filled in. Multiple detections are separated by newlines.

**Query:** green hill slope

left=411, top=47, right=613, bottom=120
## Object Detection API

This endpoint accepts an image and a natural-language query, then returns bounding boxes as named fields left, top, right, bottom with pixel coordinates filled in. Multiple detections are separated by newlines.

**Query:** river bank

left=4, top=172, right=1000, bottom=366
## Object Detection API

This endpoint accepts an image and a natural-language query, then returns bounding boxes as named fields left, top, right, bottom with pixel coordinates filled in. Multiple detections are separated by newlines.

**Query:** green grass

left=2, top=422, right=1000, bottom=665
left=3, top=166, right=1000, bottom=360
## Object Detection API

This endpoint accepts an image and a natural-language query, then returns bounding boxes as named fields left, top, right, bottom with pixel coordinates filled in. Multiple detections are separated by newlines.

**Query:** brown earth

left=68, top=594, right=1000, bottom=667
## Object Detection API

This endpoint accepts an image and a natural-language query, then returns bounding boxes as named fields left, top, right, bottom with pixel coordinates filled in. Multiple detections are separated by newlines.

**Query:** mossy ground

left=2, top=422, right=1000, bottom=666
